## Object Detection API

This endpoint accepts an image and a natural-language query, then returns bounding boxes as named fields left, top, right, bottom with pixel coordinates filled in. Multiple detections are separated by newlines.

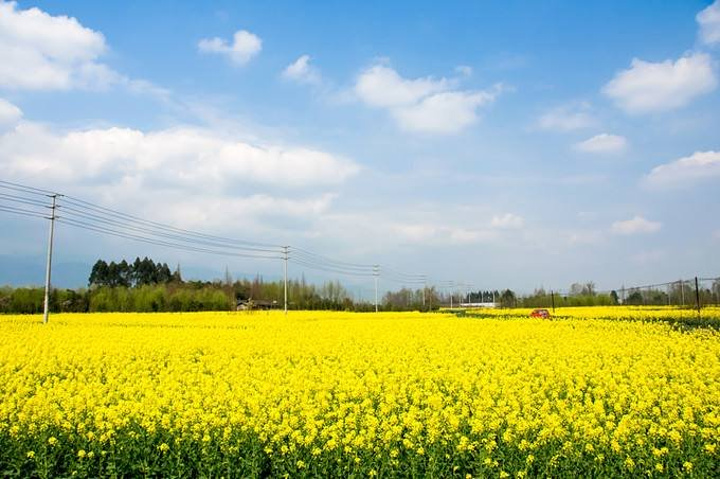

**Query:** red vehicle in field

left=530, top=308, right=551, bottom=318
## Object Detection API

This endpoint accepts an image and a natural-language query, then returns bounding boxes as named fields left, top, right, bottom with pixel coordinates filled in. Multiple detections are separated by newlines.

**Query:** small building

left=459, top=302, right=497, bottom=308
left=236, top=299, right=279, bottom=311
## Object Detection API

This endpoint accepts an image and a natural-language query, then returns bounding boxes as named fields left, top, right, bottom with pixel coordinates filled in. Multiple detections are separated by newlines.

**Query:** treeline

left=4, top=257, right=716, bottom=314
left=0, top=284, right=233, bottom=314
left=518, top=280, right=720, bottom=308
left=0, top=257, right=442, bottom=314
left=89, top=258, right=179, bottom=287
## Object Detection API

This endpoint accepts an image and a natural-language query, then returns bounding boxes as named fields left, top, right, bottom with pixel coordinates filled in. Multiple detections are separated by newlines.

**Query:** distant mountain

left=0, top=255, right=90, bottom=289
left=0, top=255, right=277, bottom=289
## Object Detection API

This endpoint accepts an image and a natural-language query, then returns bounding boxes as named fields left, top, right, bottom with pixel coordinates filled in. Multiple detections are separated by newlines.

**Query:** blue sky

left=1, top=0, right=719, bottom=295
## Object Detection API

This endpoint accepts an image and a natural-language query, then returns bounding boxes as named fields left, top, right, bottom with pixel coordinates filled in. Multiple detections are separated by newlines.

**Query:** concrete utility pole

left=422, top=276, right=426, bottom=308
left=373, top=265, right=379, bottom=313
left=680, top=279, right=685, bottom=307
left=43, top=194, right=59, bottom=324
left=283, top=246, right=289, bottom=314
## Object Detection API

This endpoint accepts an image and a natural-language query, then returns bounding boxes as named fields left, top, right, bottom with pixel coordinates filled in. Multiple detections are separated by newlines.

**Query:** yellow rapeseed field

left=465, top=305, right=720, bottom=323
left=1, top=310, right=719, bottom=477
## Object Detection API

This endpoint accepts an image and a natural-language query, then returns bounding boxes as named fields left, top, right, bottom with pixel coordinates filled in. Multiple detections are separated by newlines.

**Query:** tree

left=499, top=289, right=517, bottom=308
left=88, top=260, right=109, bottom=287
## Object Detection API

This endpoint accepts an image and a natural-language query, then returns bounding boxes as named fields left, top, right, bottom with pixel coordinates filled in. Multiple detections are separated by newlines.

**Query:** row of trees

left=88, top=258, right=180, bottom=288
left=518, top=280, right=720, bottom=308
left=3, top=257, right=718, bottom=313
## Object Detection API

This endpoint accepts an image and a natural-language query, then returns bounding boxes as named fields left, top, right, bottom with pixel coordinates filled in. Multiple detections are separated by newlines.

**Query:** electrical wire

left=57, top=217, right=283, bottom=260
left=289, top=246, right=376, bottom=271
left=2, top=179, right=434, bottom=282
left=61, top=195, right=283, bottom=250
left=288, top=257, right=377, bottom=277
left=0, top=204, right=49, bottom=220
left=0, top=180, right=56, bottom=197
left=58, top=204, right=282, bottom=254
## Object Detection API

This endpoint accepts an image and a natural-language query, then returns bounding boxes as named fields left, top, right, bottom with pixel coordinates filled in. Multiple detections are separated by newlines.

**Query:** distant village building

left=459, top=302, right=498, bottom=308
left=236, top=299, right=279, bottom=311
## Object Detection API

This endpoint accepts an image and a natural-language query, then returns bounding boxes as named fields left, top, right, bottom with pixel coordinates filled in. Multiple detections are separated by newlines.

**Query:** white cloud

left=355, top=64, right=449, bottom=108
left=644, top=150, right=720, bottom=188
left=354, top=63, right=501, bottom=134
left=198, top=30, right=261, bottom=66
left=0, top=123, right=359, bottom=189
left=391, top=89, right=499, bottom=134
left=697, top=1, right=720, bottom=45
left=0, top=1, right=123, bottom=90
left=282, top=54, right=321, bottom=85
left=574, top=133, right=627, bottom=154
left=537, top=102, right=596, bottom=131
left=0, top=98, right=22, bottom=129
left=602, top=53, right=717, bottom=114
left=611, top=216, right=662, bottom=235
left=490, top=213, right=524, bottom=229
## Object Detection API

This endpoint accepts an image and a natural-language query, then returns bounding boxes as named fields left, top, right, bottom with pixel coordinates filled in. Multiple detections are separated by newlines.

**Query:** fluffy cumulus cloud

left=644, top=150, right=720, bottom=188
left=282, top=54, right=321, bottom=85
left=602, top=53, right=717, bottom=114
left=354, top=64, right=502, bottom=134
left=198, top=30, right=262, bottom=66
left=611, top=216, right=662, bottom=235
left=697, top=0, right=720, bottom=46
left=574, top=133, right=627, bottom=154
left=355, top=65, right=449, bottom=108
left=0, top=98, right=22, bottom=129
left=536, top=102, right=596, bottom=131
left=0, top=1, right=124, bottom=90
left=391, top=90, right=500, bottom=134
left=0, top=123, right=359, bottom=189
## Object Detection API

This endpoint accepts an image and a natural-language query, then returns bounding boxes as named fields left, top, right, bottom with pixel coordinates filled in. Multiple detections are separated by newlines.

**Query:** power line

left=57, top=217, right=283, bottom=260
left=289, top=246, right=376, bottom=271
left=0, top=180, right=56, bottom=197
left=288, top=256, right=377, bottom=277
left=0, top=204, right=49, bottom=220
left=58, top=204, right=282, bottom=254
left=2, top=179, right=434, bottom=297
left=0, top=192, right=51, bottom=209
left=61, top=195, right=283, bottom=250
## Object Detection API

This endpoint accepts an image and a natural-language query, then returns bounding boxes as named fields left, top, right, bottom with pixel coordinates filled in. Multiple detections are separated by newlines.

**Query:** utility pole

left=422, top=276, right=426, bottom=308
left=283, top=246, right=289, bottom=314
left=373, top=265, right=379, bottom=313
left=43, top=194, right=59, bottom=324
left=695, top=276, right=701, bottom=317
left=680, top=279, right=685, bottom=308
left=551, top=290, right=556, bottom=314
